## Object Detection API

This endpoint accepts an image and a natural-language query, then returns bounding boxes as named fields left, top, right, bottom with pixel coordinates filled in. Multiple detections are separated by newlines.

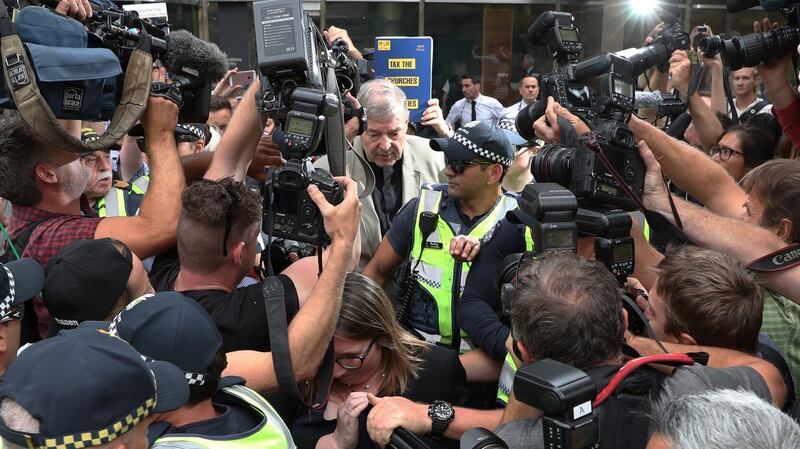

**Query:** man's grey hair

left=357, top=79, right=409, bottom=123
left=650, top=389, right=800, bottom=449
left=1, top=398, right=40, bottom=449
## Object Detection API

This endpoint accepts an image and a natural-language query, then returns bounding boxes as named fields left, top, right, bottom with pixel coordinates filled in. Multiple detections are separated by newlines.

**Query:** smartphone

left=229, top=70, right=256, bottom=88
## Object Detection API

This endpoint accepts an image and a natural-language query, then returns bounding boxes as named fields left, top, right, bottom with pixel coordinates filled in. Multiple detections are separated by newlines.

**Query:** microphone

left=634, top=91, right=665, bottom=109
left=164, top=30, right=229, bottom=85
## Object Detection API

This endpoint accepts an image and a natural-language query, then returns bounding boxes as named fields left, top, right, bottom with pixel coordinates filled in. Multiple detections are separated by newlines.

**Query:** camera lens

left=725, top=26, right=800, bottom=71
left=698, top=35, right=723, bottom=57
left=515, top=100, right=545, bottom=141
left=531, top=144, right=574, bottom=187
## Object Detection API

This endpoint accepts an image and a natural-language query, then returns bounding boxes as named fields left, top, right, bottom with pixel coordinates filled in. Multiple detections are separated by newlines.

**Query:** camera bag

left=0, top=5, right=154, bottom=152
left=0, top=6, right=121, bottom=120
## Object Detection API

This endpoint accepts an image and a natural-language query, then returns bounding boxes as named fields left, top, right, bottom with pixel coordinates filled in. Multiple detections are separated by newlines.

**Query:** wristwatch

left=427, top=400, right=455, bottom=439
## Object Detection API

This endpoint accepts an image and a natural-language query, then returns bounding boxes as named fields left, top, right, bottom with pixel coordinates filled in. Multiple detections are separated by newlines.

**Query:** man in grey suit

left=316, top=79, right=445, bottom=269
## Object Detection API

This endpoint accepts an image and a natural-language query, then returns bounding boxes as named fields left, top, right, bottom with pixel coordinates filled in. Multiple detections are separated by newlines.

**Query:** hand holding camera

left=668, top=50, right=693, bottom=99
left=308, top=176, right=361, bottom=251
left=635, top=138, right=670, bottom=216
left=140, top=67, right=180, bottom=140
left=54, top=0, right=92, bottom=20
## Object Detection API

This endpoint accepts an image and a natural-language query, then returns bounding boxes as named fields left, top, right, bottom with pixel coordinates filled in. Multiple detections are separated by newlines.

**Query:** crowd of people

left=0, top=2, right=800, bottom=448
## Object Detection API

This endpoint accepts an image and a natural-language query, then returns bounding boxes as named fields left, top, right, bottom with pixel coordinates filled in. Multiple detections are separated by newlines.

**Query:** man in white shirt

left=502, top=74, right=539, bottom=118
left=729, top=67, right=773, bottom=121
left=445, top=74, right=505, bottom=129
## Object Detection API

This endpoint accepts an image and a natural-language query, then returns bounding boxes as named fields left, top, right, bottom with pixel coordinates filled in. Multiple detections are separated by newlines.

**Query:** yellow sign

left=406, top=99, right=419, bottom=110
left=389, top=58, right=416, bottom=69
left=378, top=40, right=391, bottom=51
left=387, top=76, right=420, bottom=87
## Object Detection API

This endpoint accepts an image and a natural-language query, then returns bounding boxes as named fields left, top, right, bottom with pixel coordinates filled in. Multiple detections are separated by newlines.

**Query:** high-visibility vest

left=409, top=185, right=534, bottom=351
left=96, top=177, right=148, bottom=217
left=497, top=352, right=517, bottom=406
left=152, top=384, right=295, bottom=449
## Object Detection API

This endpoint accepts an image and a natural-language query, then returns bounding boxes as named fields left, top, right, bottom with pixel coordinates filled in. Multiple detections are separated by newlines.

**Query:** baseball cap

left=81, top=127, right=120, bottom=152
left=176, top=123, right=211, bottom=144
left=497, top=114, right=528, bottom=146
left=0, top=327, right=188, bottom=448
left=0, top=258, right=45, bottom=322
left=109, top=291, right=223, bottom=386
left=43, top=239, right=133, bottom=337
left=429, top=121, right=514, bottom=167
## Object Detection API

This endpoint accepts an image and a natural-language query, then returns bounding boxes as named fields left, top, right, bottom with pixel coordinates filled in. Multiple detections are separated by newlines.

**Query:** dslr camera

left=253, top=0, right=346, bottom=245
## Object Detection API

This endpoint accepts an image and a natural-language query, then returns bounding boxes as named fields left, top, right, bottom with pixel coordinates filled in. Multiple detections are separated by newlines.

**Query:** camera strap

left=593, top=352, right=707, bottom=408
left=262, top=275, right=334, bottom=410
left=322, top=65, right=374, bottom=198
left=747, top=244, right=800, bottom=272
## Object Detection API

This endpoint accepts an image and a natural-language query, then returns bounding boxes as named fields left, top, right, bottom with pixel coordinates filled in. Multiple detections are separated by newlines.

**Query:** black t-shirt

left=149, top=250, right=300, bottom=353
left=291, top=345, right=470, bottom=449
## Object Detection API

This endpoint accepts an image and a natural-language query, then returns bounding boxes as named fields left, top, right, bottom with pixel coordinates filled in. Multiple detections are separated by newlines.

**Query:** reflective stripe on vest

left=410, top=187, right=521, bottom=348
left=496, top=352, right=518, bottom=406
left=643, top=218, right=651, bottom=242
left=132, top=175, right=149, bottom=194
left=97, top=187, right=128, bottom=218
left=152, top=385, right=295, bottom=449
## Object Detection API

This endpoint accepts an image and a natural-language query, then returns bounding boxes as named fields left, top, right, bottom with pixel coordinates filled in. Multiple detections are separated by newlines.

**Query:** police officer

left=363, top=121, right=533, bottom=353
left=81, top=128, right=148, bottom=218
left=105, top=291, right=296, bottom=448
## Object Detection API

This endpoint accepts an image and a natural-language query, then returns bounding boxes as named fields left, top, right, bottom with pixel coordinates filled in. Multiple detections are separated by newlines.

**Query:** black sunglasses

left=335, top=339, right=376, bottom=370
left=445, top=157, right=495, bottom=175
left=197, top=179, right=243, bottom=256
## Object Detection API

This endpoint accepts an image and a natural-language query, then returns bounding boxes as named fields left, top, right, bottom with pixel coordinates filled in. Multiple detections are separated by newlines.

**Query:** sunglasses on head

left=0, top=304, right=24, bottom=325
left=196, top=179, right=243, bottom=256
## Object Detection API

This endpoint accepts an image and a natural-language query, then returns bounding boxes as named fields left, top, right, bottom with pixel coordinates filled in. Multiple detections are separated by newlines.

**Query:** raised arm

left=629, top=115, right=745, bottom=218
left=668, top=50, right=724, bottom=150
left=205, top=79, right=279, bottom=181
left=638, top=140, right=800, bottom=303
left=223, top=177, right=362, bottom=393
left=94, top=68, right=184, bottom=258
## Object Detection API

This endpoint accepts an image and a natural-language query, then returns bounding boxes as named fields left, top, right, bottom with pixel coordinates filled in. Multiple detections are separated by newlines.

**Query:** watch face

left=432, top=402, right=453, bottom=420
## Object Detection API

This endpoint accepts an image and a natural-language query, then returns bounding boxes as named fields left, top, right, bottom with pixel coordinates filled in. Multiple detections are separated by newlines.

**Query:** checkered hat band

left=498, top=119, right=515, bottom=132
left=452, top=133, right=513, bottom=166
left=29, top=398, right=155, bottom=449
left=140, top=355, right=206, bottom=386
left=0, top=266, right=16, bottom=319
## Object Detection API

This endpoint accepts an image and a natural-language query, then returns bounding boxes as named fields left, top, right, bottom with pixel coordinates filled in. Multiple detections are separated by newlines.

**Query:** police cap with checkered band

left=429, top=120, right=515, bottom=167
left=0, top=327, right=188, bottom=449
left=107, top=291, right=222, bottom=388
left=0, top=258, right=45, bottom=322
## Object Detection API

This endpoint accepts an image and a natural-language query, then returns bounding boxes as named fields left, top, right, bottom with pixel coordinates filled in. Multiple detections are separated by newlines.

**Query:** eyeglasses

left=335, top=339, right=376, bottom=370
left=445, top=157, right=495, bottom=175
left=196, top=179, right=243, bottom=256
left=709, top=144, right=744, bottom=161
left=0, top=304, right=24, bottom=325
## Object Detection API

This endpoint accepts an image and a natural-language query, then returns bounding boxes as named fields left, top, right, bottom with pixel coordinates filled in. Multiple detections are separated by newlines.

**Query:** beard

left=60, top=163, right=91, bottom=197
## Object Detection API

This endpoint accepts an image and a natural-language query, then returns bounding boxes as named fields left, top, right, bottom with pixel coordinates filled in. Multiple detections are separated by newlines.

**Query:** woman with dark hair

left=710, top=123, right=776, bottom=182
left=292, top=272, right=471, bottom=449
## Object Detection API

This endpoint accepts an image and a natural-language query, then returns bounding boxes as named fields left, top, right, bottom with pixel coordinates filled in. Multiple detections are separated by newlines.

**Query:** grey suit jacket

left=315, top=134, right=446, bottom=270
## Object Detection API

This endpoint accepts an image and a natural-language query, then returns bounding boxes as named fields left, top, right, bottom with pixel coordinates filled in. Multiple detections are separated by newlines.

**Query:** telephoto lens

left=715, top=26, right=800, bottom=70
left=531, top=144, right=575, bottom=187
left=459, top=428, right=509, bottom=449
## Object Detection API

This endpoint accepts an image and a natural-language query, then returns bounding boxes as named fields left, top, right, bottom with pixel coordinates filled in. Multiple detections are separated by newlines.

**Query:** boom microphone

left=164, top=30, right=229, bottom=84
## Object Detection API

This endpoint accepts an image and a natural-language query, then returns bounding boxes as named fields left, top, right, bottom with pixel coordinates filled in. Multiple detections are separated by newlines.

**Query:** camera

left=514, top=359, right=598, bottom=449
left=262, top=159, right=344, bottom=245
left=700, top=26, right=799, bottom=71
left=86, top=1, right=224, bottom=123
left=253, top=0, right=349, bottom=246
left=531, top=128, right=644, bottom=211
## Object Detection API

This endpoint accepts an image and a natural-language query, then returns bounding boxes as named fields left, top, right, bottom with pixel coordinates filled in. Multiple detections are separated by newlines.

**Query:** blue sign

left=373, top=36, right=433, bottom=122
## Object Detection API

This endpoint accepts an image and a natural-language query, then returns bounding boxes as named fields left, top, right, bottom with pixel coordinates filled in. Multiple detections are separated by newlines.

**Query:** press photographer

left=493, top=252, right=785, bottom=449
